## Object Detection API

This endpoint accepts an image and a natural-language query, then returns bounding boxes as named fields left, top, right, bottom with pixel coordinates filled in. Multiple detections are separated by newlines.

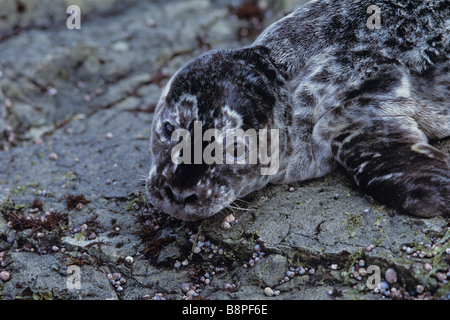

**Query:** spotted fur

left=147, top=0, right=449, bottom=220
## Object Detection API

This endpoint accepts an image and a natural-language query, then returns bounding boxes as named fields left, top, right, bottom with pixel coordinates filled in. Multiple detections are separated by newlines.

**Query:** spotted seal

left=146, top=0, right=450, bottom=221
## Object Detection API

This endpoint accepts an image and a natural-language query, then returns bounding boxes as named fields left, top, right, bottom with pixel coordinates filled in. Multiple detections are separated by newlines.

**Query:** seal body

left=147, top=0, right=450, bottom=220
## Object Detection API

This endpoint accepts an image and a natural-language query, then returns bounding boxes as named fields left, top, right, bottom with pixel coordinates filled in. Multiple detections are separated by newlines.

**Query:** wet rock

left=248, top=254, right=288, bottom=288
left=157, top=242, right=182, bottom=265
left=0, top=0, right=448, bottom=301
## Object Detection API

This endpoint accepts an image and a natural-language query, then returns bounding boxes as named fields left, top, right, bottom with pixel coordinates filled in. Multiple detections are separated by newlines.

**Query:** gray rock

left=0, top=0, right=448, bottom=301
left=248, top=254, right=288, bottom=288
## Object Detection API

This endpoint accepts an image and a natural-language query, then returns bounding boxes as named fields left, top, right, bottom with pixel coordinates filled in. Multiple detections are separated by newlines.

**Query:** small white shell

left=224, top=214, right=235, bottom=223
left=48, top=153, right=58, bottom=161
left=221, top=221, right=231, bottom=230
left=125, top=256, right=134, bottom=264
left=193, top=246, right=201, bottom=254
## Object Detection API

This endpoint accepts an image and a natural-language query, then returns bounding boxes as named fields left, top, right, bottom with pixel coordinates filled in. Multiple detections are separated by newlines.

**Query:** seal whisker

left=228, top=205, right=255, bottom=212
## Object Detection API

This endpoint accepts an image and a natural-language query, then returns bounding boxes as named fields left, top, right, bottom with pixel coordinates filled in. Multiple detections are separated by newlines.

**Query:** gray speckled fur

left=147, top=0, right=449, bottom=220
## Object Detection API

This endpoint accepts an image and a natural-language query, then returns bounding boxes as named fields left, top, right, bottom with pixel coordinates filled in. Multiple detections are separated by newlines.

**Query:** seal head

left=146, top=47, right=290, bottom=221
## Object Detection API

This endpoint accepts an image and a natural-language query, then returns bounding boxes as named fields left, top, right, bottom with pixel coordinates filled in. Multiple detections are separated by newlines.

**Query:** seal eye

left=163, top=122, right=175, bottom=139
left=233, top=142, right=245, bottom=159
left=226, top=141, right=246, bottom=162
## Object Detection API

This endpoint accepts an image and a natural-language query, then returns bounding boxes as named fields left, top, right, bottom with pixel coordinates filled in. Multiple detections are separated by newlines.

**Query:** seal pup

left=146, top=0, right=450, bottom=221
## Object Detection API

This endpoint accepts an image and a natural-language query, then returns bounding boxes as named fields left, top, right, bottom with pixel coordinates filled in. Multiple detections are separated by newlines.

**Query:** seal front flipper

left=330, top=112, right=450, bottom=218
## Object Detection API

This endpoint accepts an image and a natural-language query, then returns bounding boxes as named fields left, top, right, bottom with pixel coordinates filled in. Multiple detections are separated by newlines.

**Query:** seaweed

left=0, top=197, right=68, bottom=254
left=65, top=194, right=90, bottom=210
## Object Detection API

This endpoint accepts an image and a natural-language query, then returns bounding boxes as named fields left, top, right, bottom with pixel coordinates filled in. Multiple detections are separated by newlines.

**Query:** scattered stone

left=181, top=283, right=190, bottom=294
left=423, top=263, right=433, bottom=271
left=264, top=287, right=274, bottom=297
left=435, top=272, right=447, bottom=282
left=0, top=271, right=11, bottom=282
left=385, top=268, right=397, bottom=284
left=48, top=153, right=58, bottom=161
left=125, top=256, right=134, bottom=264
left=1, top=0, right=449, bottom=301
left=416, top=284, right=424, bottom=294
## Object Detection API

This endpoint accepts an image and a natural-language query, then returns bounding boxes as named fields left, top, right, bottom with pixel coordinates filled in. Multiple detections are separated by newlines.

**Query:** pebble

left=181, top=283, right=190, bottom=293
left=223, top=283, right=236, bottom=290
left=221, top=221, right=231, bottom=230
left=385, top=268, right=397, bottom=284
left=423, top=263, right=432, bottom=271
left=378, top=281, right=389, bottom=291
left=193, top=246, right=201, bottom=254
left=288, top=187, right=295, bottom=192
left=186, top=290, right=196, bottom=298
left=416, top=284, right=424, bottom=294
left=358, top=268, right=367, bottom=277
left=4, top=98, right=12, bottom=108
left=48, top=152, right=58, bottom=161
left=404, top=246, right=414, bottom=254
left=146, top=18, right=157, bottom=27
left=435, top=272, right=447, bottom=282
left=264, top=287, right=274, bottom=297
left=0, top=271, right=11, bottom=281
left=286, top=271, right=295, bottom=278
left=47, top=87, right=58, bottom=96
left=330, top=264, right=338, bottom=270
left=152, top=293, right=165, bottom=300
left=297, top=267, right=306, bottom=275
left=107, top=272, right=127, bottom=293
left=224, top=214, right=235, bottom=223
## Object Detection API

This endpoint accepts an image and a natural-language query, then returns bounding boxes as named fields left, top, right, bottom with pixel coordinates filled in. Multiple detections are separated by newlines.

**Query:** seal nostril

left=164, top=186, right=198, bottom=205
left=152, top=189, right=163, bottom=201
left=165, top=186, right=175, bottom=202
left=184, top=194, right=198, bottom=204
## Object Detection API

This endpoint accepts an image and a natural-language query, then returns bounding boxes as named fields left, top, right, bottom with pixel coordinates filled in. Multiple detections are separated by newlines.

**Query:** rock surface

left=0, top=0, right=448, bottom=300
